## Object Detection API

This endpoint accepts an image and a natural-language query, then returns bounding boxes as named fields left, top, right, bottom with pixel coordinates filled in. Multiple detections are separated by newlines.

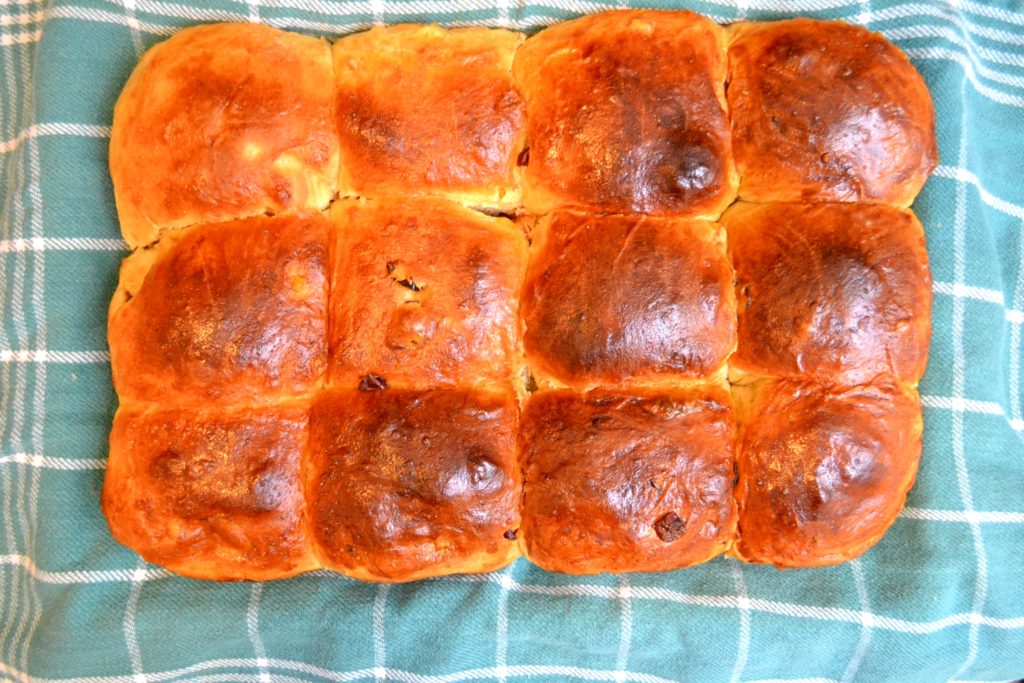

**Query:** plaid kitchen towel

left=2, top=0, right=1023, bottom=681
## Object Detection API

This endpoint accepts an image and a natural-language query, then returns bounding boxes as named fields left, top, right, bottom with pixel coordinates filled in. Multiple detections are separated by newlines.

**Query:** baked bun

left=727, top=19, right=938, bottom=206
left=328, top=198, right=528, bottom=391
left=519, top=388, right=736, bottom=574
left=513, top=10, right=737, bottom=217
left=522, top=210, right=735, bottom=390
left=103, top=404, right=320, bottom=581
left=306, top=388, right=520, bottom=582
left=722, top=202, right=931, bottom=385
left=108, top=213, right=329, bottom=406
left=333, top=25, right=524, bottom=209
left=110, top=24, right=338, bottom=248
left=731, top=379, right=922, bottom=567
left=103, top=11, right=937, bottom=580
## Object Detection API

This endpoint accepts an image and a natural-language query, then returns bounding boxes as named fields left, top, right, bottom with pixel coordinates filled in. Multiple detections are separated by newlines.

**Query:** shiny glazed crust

left=108, top=213, right=330, bottom=406
left=522, top=211, right=736, bottom=390
left=731, top=380, right=923, bottom=567
left=306, top=388, right=521, bottom=582
left=103, top=404, right=321, bottom=581
left=513, top=10, right=738, bottom=217
left=328, top=197, right=528, bottom=392
left=722, top=202, right=932, bottom=385
left=104, top=12, right=937, bottom=580
left=727, top=19, right=938, bottom=206
left=109, top=24, right=339, bottom=248
left=333, top=25, right=525, bottom=209
left=520, top=388, right=737, bottom=574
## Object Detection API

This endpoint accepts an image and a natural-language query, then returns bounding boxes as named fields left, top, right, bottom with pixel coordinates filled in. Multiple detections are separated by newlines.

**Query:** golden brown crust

left=328, top=198, right=528, bottom=392
left=731, top=379, right=922, bottom=568
left=723, top=202, right=931, bottom=385
left=333, top=25, right=525, bottom=209
left=103, top=404, right=320, bottom=581
left=519, top=388, right=737, bottom=574
left=513, top=9, right=737, bottom=217
left=103, top=13, right=937, bottom=582
left=727, top=19, right=938, bottom=206
left=109, top=213, right=329, bottom=406
left=110, top=23, right=338, bottom=248
left=305, top=388, right=520, bottom=582
left=522, top=211, right=736, bottom=391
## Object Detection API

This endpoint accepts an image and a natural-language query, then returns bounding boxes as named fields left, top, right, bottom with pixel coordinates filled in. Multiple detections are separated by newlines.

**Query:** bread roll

left=306, top=388, right=520, bottom=582
left=731, top=379, right=922, bottom=567
left=522, top=210, right=736, bottom=391
left=109, top=213, right=329, bottom=406
left=519, top=388, right=737, bottom=574
left=109, top=24, right=338, bottom=248
left=103, top=404, right=320, bottom=581
left=328, top=198, right=528, bottom=392
left=722, top=202, right=931, bottom=385
left=333, top=25, right=525, bottom=209
left=103, top=11, right=938, bottom=580
left=727, top=19, right=938, bottom=206
left=513, top=10, right=737, bottom=217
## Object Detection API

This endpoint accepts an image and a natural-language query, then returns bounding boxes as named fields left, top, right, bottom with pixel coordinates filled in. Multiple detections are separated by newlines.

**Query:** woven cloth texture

left=2, top=1, right=1023, bottom=681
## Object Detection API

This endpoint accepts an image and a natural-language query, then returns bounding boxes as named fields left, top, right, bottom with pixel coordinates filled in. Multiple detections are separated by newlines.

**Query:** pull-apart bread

left=104, top=10, right=936, bottom=580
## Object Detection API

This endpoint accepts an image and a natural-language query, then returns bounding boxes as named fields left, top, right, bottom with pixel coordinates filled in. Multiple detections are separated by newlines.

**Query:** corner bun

left=728, top=19, right=938, bottom=206
left=732, top=379, right=923, bottom=568
left=109, top=23, right=338, bottom=247
left=103, top=404, right=320, bottom=581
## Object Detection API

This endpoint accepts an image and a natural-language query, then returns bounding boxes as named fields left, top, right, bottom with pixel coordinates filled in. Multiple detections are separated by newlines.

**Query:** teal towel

left=2, top=1, right=1023, bottom=681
